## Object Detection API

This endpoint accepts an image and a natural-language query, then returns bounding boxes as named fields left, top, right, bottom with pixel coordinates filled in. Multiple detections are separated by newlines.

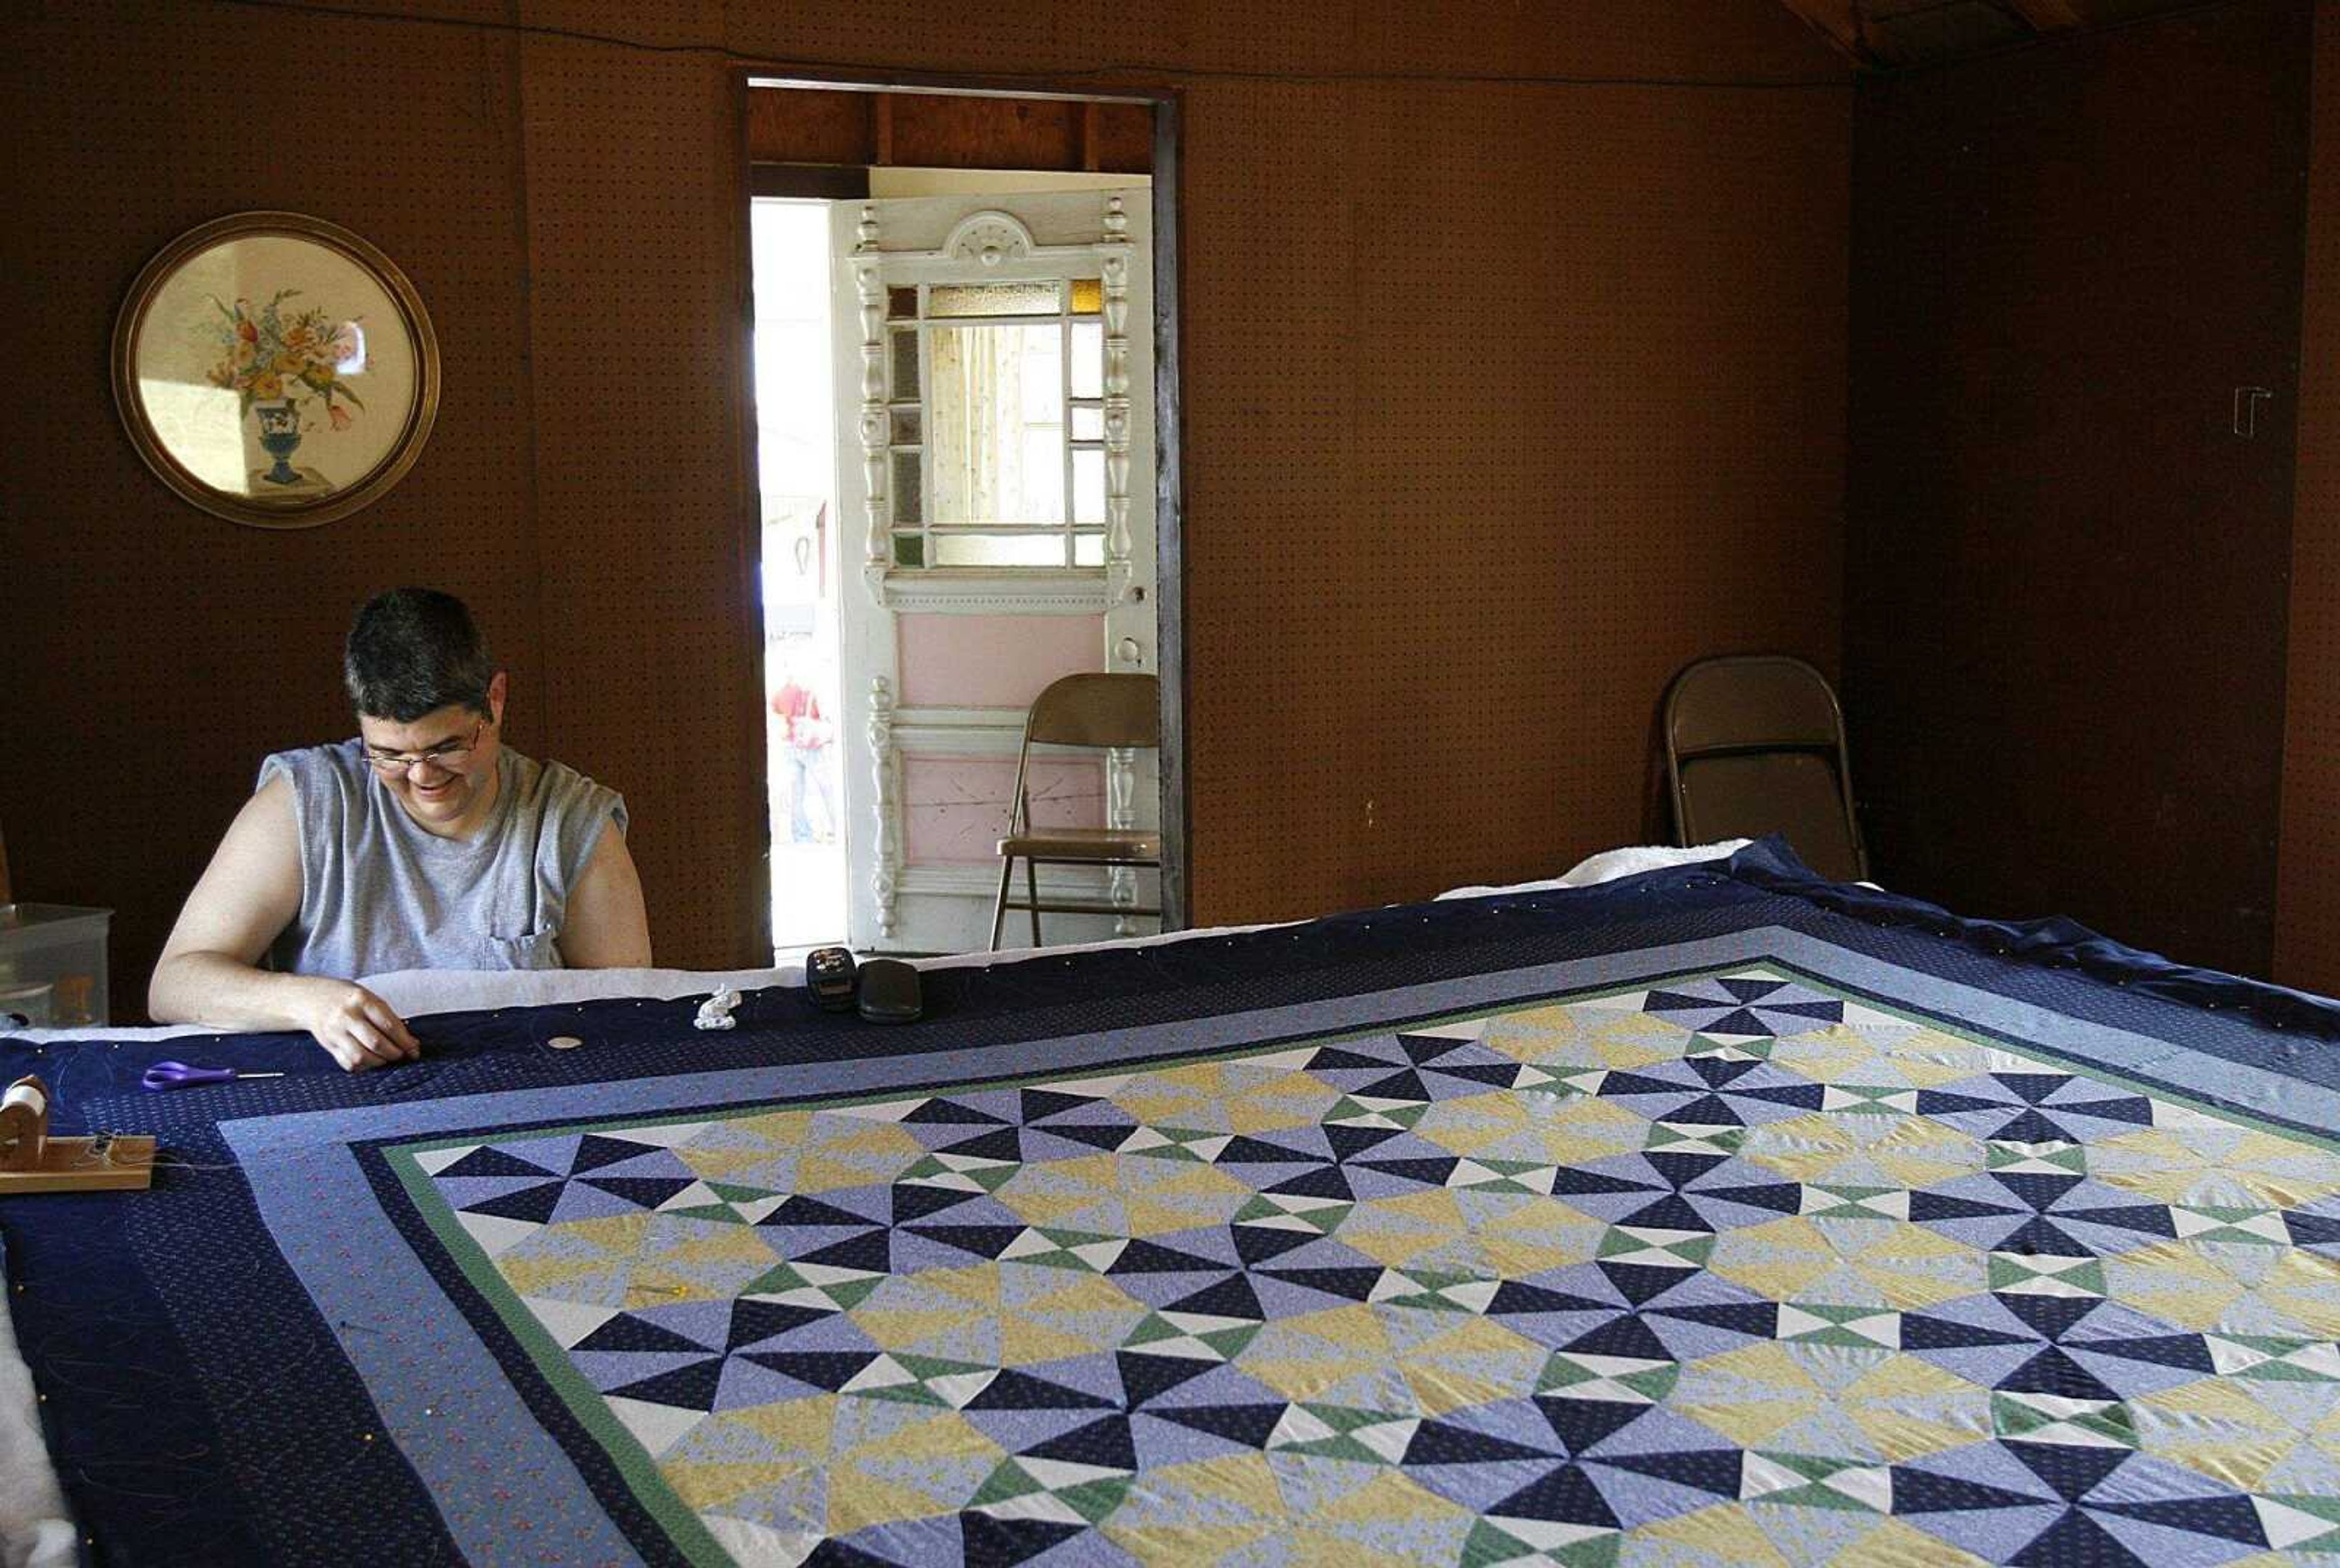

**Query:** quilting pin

left=140, top=1062, right=286, bottom=1092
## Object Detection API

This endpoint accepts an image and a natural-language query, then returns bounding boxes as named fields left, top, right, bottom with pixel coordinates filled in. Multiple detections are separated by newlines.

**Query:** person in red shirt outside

left=770, top=650, right=836, bottom=843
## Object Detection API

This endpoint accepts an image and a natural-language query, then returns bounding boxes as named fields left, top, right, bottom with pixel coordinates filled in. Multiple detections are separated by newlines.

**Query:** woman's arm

left=561, top=821, right=652, bottom=968
left=148, top=775, right=419, bottom=1070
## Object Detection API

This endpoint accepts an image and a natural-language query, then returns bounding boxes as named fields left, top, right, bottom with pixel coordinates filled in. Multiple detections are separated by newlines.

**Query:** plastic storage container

left=0, top=905, right=112, bottom=1028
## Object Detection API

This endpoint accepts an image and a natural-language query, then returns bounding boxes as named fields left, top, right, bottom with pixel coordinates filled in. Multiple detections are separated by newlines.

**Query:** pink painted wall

left=897, top=614, right=1105, bottom=708
left=903, top=755, right=1104, bottom=864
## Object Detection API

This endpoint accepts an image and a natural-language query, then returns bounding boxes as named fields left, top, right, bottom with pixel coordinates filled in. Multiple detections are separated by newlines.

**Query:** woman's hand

left=296, top=978, right=421, bottom=1071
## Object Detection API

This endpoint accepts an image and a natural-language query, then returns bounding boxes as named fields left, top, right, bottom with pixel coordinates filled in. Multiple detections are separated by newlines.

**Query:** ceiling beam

left=1772, top=0, right=1876, bottom=66
left=2002, top=0, right=2090, bottom=30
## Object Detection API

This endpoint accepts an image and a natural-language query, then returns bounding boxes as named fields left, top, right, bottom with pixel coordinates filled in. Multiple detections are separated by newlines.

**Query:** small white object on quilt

left=1434, top=840, right=1750, bottom=901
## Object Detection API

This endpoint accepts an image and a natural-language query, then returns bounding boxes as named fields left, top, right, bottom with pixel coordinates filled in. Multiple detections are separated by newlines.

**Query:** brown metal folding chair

left=1663, top=655, right=1868, bottom=883
left=989, top=673, right=1162, bottom=952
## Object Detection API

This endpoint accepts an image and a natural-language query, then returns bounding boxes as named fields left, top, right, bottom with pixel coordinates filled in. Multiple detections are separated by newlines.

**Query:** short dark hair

left=344, top=589, right=498, bottom=722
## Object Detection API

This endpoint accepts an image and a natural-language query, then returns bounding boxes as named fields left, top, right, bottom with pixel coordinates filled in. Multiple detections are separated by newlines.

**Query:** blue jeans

left=784, top=743, right=834, bottom=842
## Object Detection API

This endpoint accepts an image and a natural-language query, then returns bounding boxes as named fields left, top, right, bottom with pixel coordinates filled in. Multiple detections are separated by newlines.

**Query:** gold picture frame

left=112, top=211, right=440, bottom=530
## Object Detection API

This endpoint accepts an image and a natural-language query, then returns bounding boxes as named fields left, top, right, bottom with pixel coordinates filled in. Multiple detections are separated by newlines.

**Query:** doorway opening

left=742, top=76, right=1186, bottom=959
left=750, top=198, right=845, bottom=954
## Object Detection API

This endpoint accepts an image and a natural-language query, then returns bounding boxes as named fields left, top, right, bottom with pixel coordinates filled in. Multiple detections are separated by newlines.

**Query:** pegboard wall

left=2, top=0, right=1848, bottom=1017
left=2278, top=5, right=2340, bottom=995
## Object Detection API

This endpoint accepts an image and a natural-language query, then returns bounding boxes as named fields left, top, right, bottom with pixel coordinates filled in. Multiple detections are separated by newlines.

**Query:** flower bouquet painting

left=205, top=291, right=367, bottom=491
left=114, top=213, right=439, bottom=529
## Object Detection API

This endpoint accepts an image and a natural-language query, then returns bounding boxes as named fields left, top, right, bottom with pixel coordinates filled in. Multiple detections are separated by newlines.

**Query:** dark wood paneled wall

left=2, top=0, right=1848, bottom=1020
left=2280, top=5, right=2340, bottom=995
left=1846, top=1, right=2311, bottom=978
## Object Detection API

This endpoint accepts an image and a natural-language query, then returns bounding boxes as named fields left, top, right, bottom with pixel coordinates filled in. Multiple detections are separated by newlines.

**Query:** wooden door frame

left=731, top=67, right=1191, bottom=936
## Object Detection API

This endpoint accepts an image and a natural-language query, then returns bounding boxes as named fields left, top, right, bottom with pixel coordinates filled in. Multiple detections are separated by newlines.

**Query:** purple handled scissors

left=140, top=1061, right=287, bottom=1092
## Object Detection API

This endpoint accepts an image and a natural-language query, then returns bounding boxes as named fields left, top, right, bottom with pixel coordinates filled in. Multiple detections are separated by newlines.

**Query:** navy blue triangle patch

left=967, top=1370, right=1118, bottom=1411
left=1215, top=1135, right=1327, bottom=1166
left=569, top=1133, right=661, bottom=1174
left=769, top=1194, right=883, bottom=1229
left=1651, top=1300, right=1779, bottom=1339
left=1168, top=1272, right=1266, bottom=1321
left=1116, top=1350, right=1216, bottom=1408
left=2010, top=1509, right=2146, bottom=1567
left=904, top=1098, right=1009, bottom=1125
left=1622, top=1194, right=1713, bottom=1233
left=1535, top=1394, right=1656, bottom=1456
left=1692, top=1182, right=1804, bottom=1216
left=904, top=1224, right=1026, bottom=1260
left=1358, top=1068, right=1435, bottom=1102
left=798, top=1229, right=892, bottom=1274
left=1900, top=1313, right=2037, bottom=1351
left=1230, top=1225, right=1321, bottom=1268
left=1994, top=1218, right=2096, bottom=1257
left=1918, top=1089, right=2018, bottom=1116
left=1998, top=1347, right=2120, bottom=1403
left=1150, top=1402, right=1286, bottom=1448
left=458, top=1182, right=565, bottom=1224
left=576, top=1313, right=709, bottom=1354
left=1404, top=1419, right=1556, bottom=1466
left=1264, top=1165, right=1355, bottom=1202
left=2002, top=1441, right=2130, bottom=1502
left=937, top=1127, right=1023, bottom=1163
left=1322, top=1124, right=1402, bottom=1161
left=1258, top=1266, right=1384, bottom=1304
left=1567, top=1314, right=1674, bottom=1363
left=1359, top=1157, right=1460, bottom=1188
left=608, top=1357, right=725, bottom=1411
left=2090, top=1493, right=2269, bottom=1547
left=1991, top=1171, right=2086, bottom=1212
left=1589, top=1447, right=1745, bottom=1497
left=740, top=1350, right=882, bottom=1393
left=892, top=1182, right=980, bottom=1224
left=1019, top=1088, right=1100, bottom=1123
left=1493, top=1462, right=1623, bottom=1525
left=726, top=1298, right=830, bottom=1350
left=439, top=1146, right=559, bottom=1180
left=2057, top=1204, right=2176, bottom=1240
left=1664, top=1093, right=1746, bottom=1127
left=1993, top=1073, right=2075, bottom=1105
left=1488, top=1282, right=1618, bottom=1318
left=1996, top=1292, right=2100, bottom=1342
left=2069, top=1332, right=2213, bottom=1374
left=1992, top=1110, right=2078, bottom=1147
left=1642, top=1152, right=1729, bottom=1190
left=959, top=1509, right=1088, bottom=1566
left=1888, top=1464, right=2053, bottom=1514
left=1110, top=1240, right=1230, bottom=1275
left=1026, top=1414, right=1136, bottom=1471
left=580, top=1176, right=696, bottom=1210
left=1598, top=1261, right=1695, bottom=1307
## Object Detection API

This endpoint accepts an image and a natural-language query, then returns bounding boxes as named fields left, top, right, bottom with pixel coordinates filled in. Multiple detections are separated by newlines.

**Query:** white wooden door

left=829, top=190, right=1158, bottom=954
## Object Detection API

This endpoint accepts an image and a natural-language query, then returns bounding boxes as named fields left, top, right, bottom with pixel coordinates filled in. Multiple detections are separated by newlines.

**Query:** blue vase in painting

left=255, top=399, right=305, bottom=487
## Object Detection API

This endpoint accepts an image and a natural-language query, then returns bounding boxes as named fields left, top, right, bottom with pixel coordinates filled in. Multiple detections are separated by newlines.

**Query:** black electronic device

left=856, top=958, right=923, bottom=1024
left=805, top=946, right=859, bottom=1012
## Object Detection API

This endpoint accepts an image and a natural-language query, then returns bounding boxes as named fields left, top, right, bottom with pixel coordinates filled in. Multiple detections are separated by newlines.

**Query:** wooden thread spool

left=0, top=1072, right=152, bottom=1193
left=0, top=1076, right=48, bottom=1172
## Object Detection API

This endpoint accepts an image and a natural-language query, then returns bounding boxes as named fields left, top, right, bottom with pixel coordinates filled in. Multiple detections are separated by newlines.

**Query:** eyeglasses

left=363, top=720, right=484, bottom=778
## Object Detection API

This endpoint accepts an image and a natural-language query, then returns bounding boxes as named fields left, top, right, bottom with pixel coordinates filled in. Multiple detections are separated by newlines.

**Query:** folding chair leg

left=1026, top=857, right=1042, bottom=947
left=989, top=855, right=1016, bottom=953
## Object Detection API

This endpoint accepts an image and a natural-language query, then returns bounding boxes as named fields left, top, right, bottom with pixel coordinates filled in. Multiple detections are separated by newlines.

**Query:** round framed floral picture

left=112, top=211, right=439, bottom=528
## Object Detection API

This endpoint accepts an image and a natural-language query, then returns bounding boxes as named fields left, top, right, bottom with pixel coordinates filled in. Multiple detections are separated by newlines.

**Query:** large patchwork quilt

left=15, top=844, right=2340, bottom=1566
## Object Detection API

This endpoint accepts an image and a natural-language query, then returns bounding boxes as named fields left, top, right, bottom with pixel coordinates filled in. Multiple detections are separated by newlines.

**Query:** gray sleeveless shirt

left=258, top=740, right=628, bottom=978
